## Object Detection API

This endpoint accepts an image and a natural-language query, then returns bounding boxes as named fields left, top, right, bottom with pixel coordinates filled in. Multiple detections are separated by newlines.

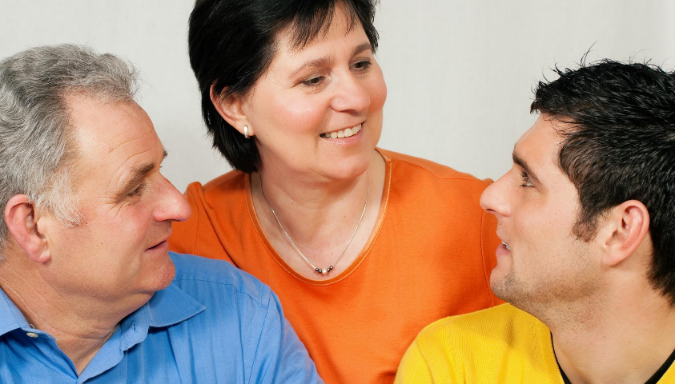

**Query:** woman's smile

left=320, top=123, right=362, bottom=139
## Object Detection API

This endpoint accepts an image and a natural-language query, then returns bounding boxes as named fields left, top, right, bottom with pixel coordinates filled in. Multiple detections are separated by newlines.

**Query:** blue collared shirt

left=0, top=253, right=323, bottom=383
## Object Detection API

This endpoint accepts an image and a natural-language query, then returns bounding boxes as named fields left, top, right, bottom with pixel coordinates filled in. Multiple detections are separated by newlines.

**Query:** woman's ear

left=598, top=200, right=650, bottom=267
left=4, top=195, right=51, bottom=263
left=210, top=85, right=253, bottom=137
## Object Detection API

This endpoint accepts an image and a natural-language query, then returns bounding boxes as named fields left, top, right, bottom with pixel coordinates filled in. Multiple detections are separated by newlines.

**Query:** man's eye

left=128, top=184, right=145, bottom=197
left=520, top=172, right=534, bottom=188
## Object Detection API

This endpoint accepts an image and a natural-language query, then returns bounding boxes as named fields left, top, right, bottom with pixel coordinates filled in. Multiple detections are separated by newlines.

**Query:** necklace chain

left=259, top=173, right=369, bottom=276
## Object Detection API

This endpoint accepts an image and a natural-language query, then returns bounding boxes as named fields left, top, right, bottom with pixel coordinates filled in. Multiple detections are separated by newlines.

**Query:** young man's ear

left=4, top=195, right=51, bottom=263
left=210, top=85, right=254, bottom=137
left=597, top=200, right=650, bottom=267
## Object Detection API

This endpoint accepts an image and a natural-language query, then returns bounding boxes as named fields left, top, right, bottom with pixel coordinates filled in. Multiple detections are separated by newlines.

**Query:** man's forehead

left=64, top=94, right=162, bottom=187
left=512, top=116, right=568, bottom=180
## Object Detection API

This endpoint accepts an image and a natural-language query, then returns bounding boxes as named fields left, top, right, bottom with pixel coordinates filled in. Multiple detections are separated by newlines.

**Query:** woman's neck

left=251, top=150, right=386, bottom=279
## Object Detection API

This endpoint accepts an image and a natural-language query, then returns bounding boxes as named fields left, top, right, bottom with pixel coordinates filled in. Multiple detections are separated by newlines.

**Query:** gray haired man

left=0, top=45, right=322, bottom=383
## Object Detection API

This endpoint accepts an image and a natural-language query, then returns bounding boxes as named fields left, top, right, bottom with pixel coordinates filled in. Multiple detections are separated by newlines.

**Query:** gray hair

left=0, top=44, right=139, bottom=258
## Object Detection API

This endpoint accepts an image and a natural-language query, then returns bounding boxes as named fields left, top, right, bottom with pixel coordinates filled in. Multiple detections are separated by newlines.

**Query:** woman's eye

left=520, top=172, right=534, bottom=188
left=302, top=76, right=324, bottom=87
left=352, top=60, right=372, bottom=71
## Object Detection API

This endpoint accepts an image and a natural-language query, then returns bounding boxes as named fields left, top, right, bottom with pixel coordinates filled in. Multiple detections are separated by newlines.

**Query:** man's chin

left=147, top=258, right=176, bottom=292
left=489, top=270, right=521, bottom=304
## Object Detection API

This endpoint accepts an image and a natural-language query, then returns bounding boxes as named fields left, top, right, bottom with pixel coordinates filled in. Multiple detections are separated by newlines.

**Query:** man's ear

left=597, top=200, right=650, bottom=267
left=210, top=85, right=253, bottom=137
left=4, top=195, right=51, bottom=263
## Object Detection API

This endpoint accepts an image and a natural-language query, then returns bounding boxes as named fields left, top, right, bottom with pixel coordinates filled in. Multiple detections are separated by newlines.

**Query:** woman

left=169, top=0, right=501, bottom=382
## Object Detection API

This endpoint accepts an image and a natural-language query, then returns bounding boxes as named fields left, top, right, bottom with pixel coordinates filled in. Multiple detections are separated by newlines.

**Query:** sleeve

left=395, top=340, right=434, bottom=383
left=249, top=290, right=324, bottom=384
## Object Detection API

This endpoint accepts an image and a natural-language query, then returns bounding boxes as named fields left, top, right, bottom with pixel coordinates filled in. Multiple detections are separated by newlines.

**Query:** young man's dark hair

left=531, top=60, right=675, bottom=303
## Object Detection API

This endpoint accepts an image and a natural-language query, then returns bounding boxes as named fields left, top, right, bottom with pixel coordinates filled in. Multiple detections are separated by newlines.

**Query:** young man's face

left=480, top=114, right=602, bottom=312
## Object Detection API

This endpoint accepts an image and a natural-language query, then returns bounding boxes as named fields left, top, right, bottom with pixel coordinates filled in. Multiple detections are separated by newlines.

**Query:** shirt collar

left=0, top=288, right=30, bottom=337
left=143, top=282, right=205, bottom=328
left=0, top=280, right=205, bottom=339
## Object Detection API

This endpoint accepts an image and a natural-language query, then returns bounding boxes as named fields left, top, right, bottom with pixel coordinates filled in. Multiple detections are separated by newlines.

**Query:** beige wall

left=1, top=0, right=673, bottom=191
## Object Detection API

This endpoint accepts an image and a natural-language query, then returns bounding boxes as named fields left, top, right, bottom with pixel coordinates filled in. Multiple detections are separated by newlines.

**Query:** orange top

left=169, top=149, right=502, bottom=384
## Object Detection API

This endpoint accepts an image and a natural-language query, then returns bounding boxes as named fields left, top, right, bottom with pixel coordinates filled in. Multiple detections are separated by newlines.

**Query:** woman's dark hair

left=531, top=59, right=675, bottom=304
left=188, top=0, right=379, bottom=173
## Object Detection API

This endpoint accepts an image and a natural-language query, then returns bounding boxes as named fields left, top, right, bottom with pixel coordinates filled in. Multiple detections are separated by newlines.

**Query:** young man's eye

left=520, top=172, right=534, bottom=188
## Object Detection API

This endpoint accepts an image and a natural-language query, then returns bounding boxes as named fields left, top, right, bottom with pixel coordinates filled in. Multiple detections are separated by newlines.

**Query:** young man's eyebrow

left=512, top=149, right=543, bottom=186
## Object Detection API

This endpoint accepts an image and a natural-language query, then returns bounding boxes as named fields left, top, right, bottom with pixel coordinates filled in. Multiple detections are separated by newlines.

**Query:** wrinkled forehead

left=64, top=94, right=161, bottom=184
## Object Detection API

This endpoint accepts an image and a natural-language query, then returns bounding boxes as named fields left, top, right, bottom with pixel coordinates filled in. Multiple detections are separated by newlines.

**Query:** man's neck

left=0, top=257, right=145, bottom=374
left=548, top=290, right=675, bottom=384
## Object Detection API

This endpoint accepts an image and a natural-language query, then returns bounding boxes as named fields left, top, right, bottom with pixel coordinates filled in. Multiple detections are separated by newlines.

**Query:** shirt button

left=26, top=332, right=38, bottom=338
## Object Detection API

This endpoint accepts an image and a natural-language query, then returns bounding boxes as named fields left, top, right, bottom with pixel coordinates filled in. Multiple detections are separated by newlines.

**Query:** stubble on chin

left=490, top=266, right=601, bottom=329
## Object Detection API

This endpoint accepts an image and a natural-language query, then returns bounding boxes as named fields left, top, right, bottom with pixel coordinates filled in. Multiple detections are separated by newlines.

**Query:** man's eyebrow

left=117, top=150, right=168, bottom=196
left=512, top=148, right=542, bottom=186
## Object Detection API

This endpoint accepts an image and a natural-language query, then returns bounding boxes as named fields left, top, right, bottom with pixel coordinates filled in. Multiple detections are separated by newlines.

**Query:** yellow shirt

left=395, top=304, right=675, bottom=383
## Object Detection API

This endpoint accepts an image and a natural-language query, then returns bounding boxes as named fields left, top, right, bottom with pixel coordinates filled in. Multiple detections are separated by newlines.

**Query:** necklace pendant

left=315, top=266, right=334, bottom=275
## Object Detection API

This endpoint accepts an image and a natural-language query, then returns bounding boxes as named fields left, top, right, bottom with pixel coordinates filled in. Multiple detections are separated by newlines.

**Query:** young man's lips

left=495, top=241, right=511, bottom=258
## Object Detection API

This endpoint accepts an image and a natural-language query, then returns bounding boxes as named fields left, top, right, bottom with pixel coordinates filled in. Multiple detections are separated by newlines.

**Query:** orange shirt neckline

left=244, top=148, right=393, bottom=286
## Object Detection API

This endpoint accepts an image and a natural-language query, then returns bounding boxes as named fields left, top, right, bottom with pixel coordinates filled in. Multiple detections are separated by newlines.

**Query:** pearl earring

left=243, top=125, right=249, bottom=139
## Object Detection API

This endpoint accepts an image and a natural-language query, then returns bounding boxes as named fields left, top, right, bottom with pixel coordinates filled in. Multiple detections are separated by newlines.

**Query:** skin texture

left=227, top=4, right=387, bottom=185
left=42, top=95, right=190, bottom=303
left=1, top=94, right=190, bottom=373
left=213, top=3, right=388, bottom=280
left=480, top=114, right=675, bottom=383
left=480, top=114, right=599, bottom=317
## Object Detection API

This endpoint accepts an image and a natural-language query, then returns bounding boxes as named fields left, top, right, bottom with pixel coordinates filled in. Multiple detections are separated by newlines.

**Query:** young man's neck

left=549, top=291, right=675, bottom=384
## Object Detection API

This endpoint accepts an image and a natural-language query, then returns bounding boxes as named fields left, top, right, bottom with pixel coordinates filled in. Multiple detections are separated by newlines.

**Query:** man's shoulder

left=414, top=304, right=554, bottom=366
left=169, top=252, right=271, bottom=307
left=398, top=305, right=562, bottom=383
left=418, top=304, right=540, bottom=346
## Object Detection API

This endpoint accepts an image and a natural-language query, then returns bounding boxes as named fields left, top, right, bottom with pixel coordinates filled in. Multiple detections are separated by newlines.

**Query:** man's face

left=480, top=114, right=601, bottom=311
left=40, top=94, right=190, bottom=304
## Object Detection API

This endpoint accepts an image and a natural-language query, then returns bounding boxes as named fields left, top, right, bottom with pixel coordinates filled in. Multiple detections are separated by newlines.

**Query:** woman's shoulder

left=184, top=169, right=248, bottom=202
left=379, top=148, right=491, bottom=190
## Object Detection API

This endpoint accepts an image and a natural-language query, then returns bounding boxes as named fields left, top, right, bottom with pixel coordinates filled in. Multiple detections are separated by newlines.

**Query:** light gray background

left=2, top=1, right=673, bottom=191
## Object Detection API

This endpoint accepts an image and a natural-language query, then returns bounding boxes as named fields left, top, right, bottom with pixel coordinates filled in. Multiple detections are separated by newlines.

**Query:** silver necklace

left=259, top=173, right=369, bottom=275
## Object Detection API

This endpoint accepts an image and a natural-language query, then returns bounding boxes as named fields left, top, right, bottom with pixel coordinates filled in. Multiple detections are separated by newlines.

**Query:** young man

left=0, top=44, right=322, bottom=383
left=396, top=60, right=675, bottom=383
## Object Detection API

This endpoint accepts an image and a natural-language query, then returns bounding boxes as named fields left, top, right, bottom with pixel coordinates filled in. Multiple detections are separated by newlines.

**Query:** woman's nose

left=331, top=73, right=371, bottom=113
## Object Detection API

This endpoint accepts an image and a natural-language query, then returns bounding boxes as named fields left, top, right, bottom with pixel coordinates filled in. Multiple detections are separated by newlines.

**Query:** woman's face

left=240, top=5, right=387, bottom=182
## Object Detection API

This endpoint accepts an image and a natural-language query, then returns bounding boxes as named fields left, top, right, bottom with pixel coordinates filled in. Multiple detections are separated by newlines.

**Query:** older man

left=0, top=45, right=321, bottom=383
left=395, top=60, right=675, bottom=383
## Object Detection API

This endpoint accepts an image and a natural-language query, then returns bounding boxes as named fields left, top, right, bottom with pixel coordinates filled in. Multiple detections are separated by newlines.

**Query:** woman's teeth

left=321, top=124, right=362, bottom=139
left=502, top=241, right=511, bottom=251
